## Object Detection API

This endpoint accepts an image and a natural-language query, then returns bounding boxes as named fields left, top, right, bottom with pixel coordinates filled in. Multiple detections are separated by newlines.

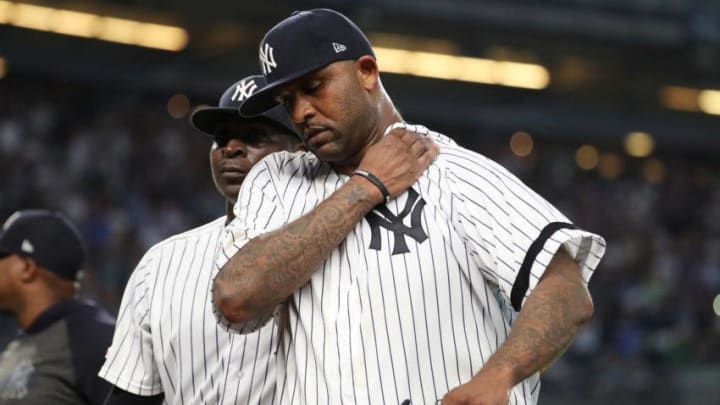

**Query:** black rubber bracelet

left=352, top=169, right=391, bottom=203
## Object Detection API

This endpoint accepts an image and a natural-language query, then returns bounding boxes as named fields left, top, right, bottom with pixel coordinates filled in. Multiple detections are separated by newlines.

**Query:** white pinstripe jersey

left=100, top=216, right=277, bottom=405
left=215, top=124, right=606, bottom=405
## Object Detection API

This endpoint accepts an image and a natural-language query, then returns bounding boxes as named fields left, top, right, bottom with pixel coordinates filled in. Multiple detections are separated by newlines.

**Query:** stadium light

left=699, top=90, right=720, bottom=116
left=598, top=153, right=623, bottom=179
left=575, top=145, right=599, bottom=171
left=0, top=1, right=10, bottom=23
left=509, top=131, right=534, bottom=157
left=167, top=94, right=190, bottom=119
left=660, top=85, right=720, bottom=116
left=49, top=10, right=102, bottom=38
left=659, top=86, right=699, bottom=112
left=0, top=1, right=187, bottom=51
left=374, top=46, right=550, bottom=90
left=623, top=131, right=654, bottom=158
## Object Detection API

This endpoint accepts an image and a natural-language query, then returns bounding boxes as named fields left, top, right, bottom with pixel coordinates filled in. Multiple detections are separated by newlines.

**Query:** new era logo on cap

left=260, top=42, right=278, bottom=75
left=332, top=42, right=347, bottom=53
left=230, top=79, right=259, bottom=102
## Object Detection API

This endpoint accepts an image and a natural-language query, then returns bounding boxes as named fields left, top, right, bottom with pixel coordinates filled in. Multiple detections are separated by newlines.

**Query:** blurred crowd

left=0, top=77, right=220, bottom=310
left=2, top=76, right=719, bottom=402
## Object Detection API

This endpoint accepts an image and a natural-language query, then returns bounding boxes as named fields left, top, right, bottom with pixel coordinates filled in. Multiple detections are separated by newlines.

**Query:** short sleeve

left=445, top=153, right=606, bottom=311
left=213, top=159, right=288, bottom=334
left=98, top=252, right=162, bottom=396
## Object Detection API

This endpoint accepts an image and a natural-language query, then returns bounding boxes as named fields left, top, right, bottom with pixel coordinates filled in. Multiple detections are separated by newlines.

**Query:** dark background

left=1, top=1, right=719, bottom=403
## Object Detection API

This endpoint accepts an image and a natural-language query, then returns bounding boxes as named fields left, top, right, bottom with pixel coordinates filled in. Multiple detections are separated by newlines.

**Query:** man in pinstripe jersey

left=214, top=9, right=606, bottom=405
left=98, top=75, right=302, bottom=405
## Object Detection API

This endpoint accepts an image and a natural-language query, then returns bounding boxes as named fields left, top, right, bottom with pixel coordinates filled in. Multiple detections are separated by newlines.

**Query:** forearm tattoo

left=481, top=252, right=591, bottom=383
left=214, top=179, right=377, bottom=314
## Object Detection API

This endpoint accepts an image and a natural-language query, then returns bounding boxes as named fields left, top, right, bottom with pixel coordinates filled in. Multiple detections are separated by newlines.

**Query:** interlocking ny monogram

left=231, top=79, right=258, bottom=102
left=259, top=42, right=277, bottom=74
left=366, top=188, right=428, bottom=255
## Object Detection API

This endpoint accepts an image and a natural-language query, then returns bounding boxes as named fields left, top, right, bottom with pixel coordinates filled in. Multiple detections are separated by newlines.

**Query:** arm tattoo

left=480, top=249, right=593, bottom=384
left=213, top=178, right=378, bottom=320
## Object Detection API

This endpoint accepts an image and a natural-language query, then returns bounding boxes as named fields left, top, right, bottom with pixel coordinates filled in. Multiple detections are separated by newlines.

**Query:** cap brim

left=261, top=106, right=299, bottom=137
left=239, top=61, right=333, bottom=118
left=190, top=107, right=240, bottom=136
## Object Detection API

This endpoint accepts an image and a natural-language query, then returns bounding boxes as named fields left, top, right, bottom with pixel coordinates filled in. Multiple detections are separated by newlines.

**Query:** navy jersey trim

left=67, top=302, right=116, bottom=404
left=510, top=222, right=577, bottom=311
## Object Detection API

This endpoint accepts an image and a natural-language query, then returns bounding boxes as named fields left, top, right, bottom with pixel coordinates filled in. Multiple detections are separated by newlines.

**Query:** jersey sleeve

left=213, top=158, right=288, bottom=334
left=444, top=152, right=606, bottom=311
left=98, top=251, right=163, bottom=396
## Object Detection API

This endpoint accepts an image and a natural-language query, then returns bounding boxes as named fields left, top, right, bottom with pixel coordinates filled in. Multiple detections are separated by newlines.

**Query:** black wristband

left=352, top=169, right=391, bottom=203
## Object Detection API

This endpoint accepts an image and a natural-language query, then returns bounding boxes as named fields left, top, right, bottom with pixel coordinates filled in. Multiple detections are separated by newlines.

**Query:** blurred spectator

left=0, top=209, right=115, bottom=404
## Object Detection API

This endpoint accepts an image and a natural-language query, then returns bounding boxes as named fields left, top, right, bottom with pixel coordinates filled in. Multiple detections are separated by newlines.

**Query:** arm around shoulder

left=212, top=174, right=383, bottom=326
left=212, top=127, right=439, bottom=329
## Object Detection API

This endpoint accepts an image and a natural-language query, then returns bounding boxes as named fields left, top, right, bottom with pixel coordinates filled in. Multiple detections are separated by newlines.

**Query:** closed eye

left=276, top=94, right=293, bottom=111
left=304, top=80, right=321, bottom=94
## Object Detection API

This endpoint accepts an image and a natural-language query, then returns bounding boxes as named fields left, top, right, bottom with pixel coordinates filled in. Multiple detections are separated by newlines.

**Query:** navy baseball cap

left=191, top=74, right=297, bottom=136
left=239, top=8, right=375, bottom=117
left=0, top=210, right=86, bottom=281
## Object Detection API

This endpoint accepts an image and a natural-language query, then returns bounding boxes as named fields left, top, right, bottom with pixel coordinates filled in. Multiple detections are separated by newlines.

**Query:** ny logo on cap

left=231, top=79, right=258, bottom=102
left=332, top=42, right=347, bottom=53
left=260, top=43, right=277, bottom=75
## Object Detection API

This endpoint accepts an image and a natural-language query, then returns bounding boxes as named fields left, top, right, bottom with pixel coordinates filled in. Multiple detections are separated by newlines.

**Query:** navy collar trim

left=25, top=300, right=82, bottom=334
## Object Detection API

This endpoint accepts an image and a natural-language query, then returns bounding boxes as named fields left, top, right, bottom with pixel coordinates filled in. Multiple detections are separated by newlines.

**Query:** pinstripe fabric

left=100, top=216, right=277, bottom=405
left=216, top=124, right=606, bottom=405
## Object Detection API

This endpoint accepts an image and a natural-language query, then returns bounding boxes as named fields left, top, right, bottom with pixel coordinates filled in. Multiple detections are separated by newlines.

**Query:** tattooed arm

left=214, top=177, right=381, bottom=324
left=213, top=128, right=438, bottom=326
left=442, top=248, right=593, bottom=405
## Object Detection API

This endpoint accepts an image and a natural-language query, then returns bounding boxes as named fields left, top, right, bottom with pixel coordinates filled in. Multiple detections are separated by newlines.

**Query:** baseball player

left=98, top=75, right=302, bottom=404
left=0, top=210, right=115, bottom=405
left=213, top=9, right=607, bottom=405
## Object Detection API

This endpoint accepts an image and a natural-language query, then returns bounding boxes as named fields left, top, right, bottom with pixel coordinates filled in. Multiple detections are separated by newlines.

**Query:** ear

left=355, top=55, right=379, bottom=91
left=17, top=257, right=39, bottom=283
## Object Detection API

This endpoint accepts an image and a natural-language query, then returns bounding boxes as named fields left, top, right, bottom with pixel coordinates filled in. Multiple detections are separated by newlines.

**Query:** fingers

left=358, top=127, right=439, bottom=198
left=399, top=128, right=421, bottom=144
left=425, top=142, right=439, bottom=164
left=391, top=128, right=437, bottom=159
left=387, top=127, right=415, bottom=141
left=390, top=127, right=425, bottom=145
left=410, top=138, right=428, bottom=157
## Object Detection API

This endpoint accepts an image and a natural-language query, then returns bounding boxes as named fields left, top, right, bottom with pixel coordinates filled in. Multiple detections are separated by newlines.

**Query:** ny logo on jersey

left=231, top=79, right=258, bottom=102
left=259, top=42, right=277, bottom=75
left=365, top=188, right=427, bottom=255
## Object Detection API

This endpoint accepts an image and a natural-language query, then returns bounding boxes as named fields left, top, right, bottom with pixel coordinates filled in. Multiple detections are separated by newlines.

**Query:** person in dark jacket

left=0, top=209, right=115, bottom=405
